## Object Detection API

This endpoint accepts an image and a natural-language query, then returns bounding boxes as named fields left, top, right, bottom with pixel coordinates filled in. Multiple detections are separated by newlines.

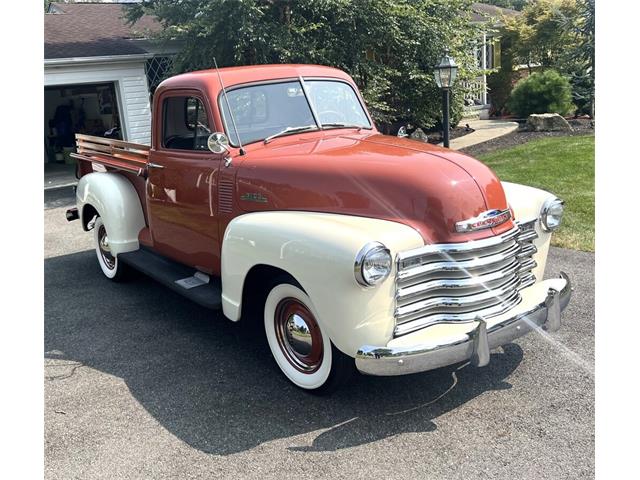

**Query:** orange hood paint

left=234, top=130, right=514, bottom=244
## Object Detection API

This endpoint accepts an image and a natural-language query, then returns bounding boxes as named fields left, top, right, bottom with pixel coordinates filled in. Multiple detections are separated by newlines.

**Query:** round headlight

left=355, top=242, right=392, bottom=287
left=540, top=198, right=565, bottom=232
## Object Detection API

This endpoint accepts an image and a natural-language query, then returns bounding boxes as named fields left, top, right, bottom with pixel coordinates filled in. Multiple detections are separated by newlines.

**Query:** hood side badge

left=455, top=209, right=512, bottom=233
left=240, top=192, right=268, bottom=204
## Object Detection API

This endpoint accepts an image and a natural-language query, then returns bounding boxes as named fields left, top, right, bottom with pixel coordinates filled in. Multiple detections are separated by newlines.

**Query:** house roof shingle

left=45, top=2, right=161, bottom=59
left=471, top=2, right=520, bottom=23
left=45, top=2, right=518, bottom=60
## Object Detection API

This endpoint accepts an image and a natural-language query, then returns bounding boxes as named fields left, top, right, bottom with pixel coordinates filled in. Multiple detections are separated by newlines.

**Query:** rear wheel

left=264, top=280, right=354, bottom=394
left=93, top=216, right=129, bottom=281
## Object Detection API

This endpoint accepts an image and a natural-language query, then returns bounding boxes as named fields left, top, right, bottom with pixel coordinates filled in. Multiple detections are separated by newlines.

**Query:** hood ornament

left=455, top=209, right=511, bottom=233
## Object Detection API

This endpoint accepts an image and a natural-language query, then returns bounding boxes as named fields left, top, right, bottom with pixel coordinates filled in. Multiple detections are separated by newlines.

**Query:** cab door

left=146, top=91, right=225, bottom=275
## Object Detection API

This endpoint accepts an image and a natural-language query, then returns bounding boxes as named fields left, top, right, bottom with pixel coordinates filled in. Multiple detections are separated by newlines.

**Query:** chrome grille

left=516, top=220, right=538, bottom=289
left=394, top=222, right=538, bottom=336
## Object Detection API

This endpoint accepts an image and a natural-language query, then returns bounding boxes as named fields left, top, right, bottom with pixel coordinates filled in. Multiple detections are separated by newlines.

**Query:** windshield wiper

left=263, top=125, right=318, bottom=144
left=321, top=123, right=365, bottom=131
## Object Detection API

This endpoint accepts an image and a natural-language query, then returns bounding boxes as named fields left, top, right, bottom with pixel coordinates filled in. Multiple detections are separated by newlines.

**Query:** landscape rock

left=409, top=127, right=429, bottom=142
left=526, top=113, right=573, bottom=132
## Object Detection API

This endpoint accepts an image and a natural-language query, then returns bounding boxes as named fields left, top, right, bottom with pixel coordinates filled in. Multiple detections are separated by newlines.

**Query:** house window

left=162, top=96, right=211, bottom=151
left=474, top=36, right=496, bottom=70
left=145, top=56, right=174, bottom=92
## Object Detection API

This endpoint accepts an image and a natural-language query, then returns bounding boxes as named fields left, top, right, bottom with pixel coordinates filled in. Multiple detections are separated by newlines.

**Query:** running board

left=118, top=248, right=222, bottom=310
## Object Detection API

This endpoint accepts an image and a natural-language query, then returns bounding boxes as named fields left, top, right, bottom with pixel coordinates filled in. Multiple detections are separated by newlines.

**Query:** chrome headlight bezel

left=354, top=242, right=392, bottom=287
left=540, top=197, right=565, bottom=232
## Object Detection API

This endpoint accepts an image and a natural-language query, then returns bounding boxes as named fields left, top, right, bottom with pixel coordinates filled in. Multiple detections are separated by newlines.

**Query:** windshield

left=220, top=79, right=371, bottom=146
left=305, top=80, right=371, bottom=127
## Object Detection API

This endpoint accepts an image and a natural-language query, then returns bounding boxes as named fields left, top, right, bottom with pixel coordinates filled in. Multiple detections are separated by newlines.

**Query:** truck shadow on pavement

left=45, top=250, right=524, bottom=456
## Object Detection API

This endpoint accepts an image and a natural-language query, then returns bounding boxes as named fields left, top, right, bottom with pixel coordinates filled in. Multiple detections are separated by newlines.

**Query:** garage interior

left=44, top=82, right=122, bottom=188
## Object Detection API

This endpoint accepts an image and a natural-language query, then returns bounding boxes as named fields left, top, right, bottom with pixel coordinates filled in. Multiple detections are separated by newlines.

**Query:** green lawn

left=478, top=135, right=594, bottom=251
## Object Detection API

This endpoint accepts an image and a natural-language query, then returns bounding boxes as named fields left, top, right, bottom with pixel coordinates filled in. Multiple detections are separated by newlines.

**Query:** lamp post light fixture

left=434, top=51, right=459, bottom=148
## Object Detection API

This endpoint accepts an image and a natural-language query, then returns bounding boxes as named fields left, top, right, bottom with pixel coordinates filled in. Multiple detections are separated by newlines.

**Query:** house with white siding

left=44, top=1, right=175, bottom=176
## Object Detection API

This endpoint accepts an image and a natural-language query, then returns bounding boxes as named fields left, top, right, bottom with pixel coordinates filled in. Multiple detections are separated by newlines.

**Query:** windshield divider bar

left=215, top=57, right=246, bottom=155
left=298, top=76, right=322, bottom=129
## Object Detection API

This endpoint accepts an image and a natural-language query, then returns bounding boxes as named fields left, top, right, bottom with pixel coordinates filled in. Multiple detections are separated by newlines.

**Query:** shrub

left=507, top=70, right=574, bottom=117
left=487, top=69, right=516, bottom=116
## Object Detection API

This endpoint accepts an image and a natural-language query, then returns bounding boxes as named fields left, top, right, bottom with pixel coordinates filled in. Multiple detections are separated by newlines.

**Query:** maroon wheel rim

left=274, top=297, right=324, bottom=374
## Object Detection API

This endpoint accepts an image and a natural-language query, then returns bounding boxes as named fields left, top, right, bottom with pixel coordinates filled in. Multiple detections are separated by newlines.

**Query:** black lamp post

left=434, top=51, right=459, bottom=148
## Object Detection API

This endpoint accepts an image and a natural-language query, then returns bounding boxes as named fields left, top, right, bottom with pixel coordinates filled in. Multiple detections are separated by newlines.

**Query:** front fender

left=76, top=172, right=146, bottom=256
left=221, top=211, right=424, bottom=357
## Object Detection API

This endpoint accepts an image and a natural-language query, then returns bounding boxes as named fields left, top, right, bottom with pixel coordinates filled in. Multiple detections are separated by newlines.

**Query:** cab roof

left=157, top=64, right=354, bottom=93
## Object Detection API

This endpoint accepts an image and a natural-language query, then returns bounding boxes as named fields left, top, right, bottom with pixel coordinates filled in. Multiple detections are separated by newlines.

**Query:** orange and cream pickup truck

left=66, top=64, right=571, bottom=393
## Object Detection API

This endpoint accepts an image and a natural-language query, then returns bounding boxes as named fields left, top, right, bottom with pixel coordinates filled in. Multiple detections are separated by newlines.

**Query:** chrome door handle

left=147, top=162, right=165, bottom=169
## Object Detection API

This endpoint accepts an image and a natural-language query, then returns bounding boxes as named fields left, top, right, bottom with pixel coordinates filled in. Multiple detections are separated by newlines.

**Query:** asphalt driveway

left=44, top=201, right=595, bottom=479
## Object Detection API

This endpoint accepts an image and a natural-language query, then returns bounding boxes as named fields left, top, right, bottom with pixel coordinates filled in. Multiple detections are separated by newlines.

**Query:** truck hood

left=235, top=132, right=513, bottom=244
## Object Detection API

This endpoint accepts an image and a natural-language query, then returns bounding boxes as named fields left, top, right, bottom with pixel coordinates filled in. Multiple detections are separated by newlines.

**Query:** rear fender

left=76, top=172, right=146, bottom=256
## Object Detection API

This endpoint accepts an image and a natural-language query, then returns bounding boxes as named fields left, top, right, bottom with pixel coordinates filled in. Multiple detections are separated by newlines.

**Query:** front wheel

left=93, top=216, right=129, bottom=281
left=264, top=280, right=354, bottom=394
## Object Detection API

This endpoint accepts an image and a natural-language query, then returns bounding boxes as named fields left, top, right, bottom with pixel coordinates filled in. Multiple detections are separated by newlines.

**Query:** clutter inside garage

left=44, top=82, right=122, bottom=165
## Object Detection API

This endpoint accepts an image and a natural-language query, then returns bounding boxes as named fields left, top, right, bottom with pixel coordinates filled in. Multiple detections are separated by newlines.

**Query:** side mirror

left=207, top=132, right=230, bottom=154
left=397, top=126, right=409, bottom=138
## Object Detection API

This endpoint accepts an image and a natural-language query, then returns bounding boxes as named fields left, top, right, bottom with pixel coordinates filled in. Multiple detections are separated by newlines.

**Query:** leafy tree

left=492, top=0, right=594, bottom=117
left=501, top=0, right=580, bottom=72
left=126, top=0, right=482, bottom=131
left=507, top=69, right=574, bottom=117
left=556, top=0, right=594, bottom=116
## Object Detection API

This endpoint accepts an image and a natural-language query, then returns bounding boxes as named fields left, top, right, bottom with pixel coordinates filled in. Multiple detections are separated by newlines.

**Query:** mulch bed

left=460, top=118, right=595, bottom=157
left=426, top=125, right=475, bottom=145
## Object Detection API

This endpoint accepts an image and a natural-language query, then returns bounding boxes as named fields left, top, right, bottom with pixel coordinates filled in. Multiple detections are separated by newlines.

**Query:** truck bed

left=70, top=133, right=150, bottom=177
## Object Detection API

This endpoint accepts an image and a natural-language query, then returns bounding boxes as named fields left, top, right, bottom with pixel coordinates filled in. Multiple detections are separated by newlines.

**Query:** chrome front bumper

left=355, top=272, right=572, bottom=376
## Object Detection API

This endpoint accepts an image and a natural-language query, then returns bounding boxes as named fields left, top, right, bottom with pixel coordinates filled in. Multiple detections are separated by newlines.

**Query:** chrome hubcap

left=274, top=298, right=323, bottom=373
left=100, top=233, right=110, bottom=252
left=285, top=313, right=313, bottom=356
left=98, top=225, right=116, bottom=270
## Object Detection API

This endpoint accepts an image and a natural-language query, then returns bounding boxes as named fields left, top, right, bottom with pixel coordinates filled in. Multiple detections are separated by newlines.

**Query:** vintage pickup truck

left=66, top=64, right=571, bottom=393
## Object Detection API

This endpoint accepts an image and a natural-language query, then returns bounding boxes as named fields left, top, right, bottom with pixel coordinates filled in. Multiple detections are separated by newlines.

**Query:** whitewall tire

left=93, top=217, right=128, bottom=281
left=264, top=281, right=354, bottom=393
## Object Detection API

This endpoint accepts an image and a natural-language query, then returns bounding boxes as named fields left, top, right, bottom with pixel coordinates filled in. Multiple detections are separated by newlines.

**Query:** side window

left=162, top=96, right=211, bottom=151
